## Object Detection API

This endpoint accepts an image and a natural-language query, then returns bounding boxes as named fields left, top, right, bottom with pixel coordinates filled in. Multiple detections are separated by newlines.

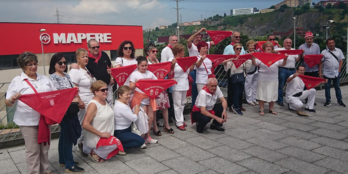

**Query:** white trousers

left=172, top=91, right=187, bottom=127
left=287, top=88, right=316, bottom=110
left=245, top=73, right=258, bottom=103
left=197, top=83, right=205, bottom=93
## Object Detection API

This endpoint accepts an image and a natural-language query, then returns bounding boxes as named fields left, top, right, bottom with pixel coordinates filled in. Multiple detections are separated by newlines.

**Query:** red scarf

left=230, top=42, right=235, bottom=46
left=133, top=79, right=177, bottom=111
left=298, top=75, right=325, bottom=89
left=109, top=64, right=137, bottom=86
left=191, top=85, right=215, bottom=124
left=231, top=54, right=252, bottom=68
left=252, top=52, right=287, bottom=67
left=206, top=30, right=233, bottom=45
left=255, top=41, right=277, bottom=52
left=167, top=44, right=173, bottom=49
left=175, top=56, right=197, bottom=72
left=20, top=80, right=77, bottom=145
left=88, top=51, right=102, bottom=64
left=147, top=62, right=172, bottom=79
left=303, top=54, right=323, bottom=68
left=206, top=54, right=237, bottom=68
left=278, top=49, right=303, bottom=55
left=96, top=136, right=124, bottom=160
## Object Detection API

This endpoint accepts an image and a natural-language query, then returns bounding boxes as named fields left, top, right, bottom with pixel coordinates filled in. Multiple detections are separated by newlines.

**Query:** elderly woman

left=252, top=41, right=288, bottom=116
left=244, top=40, right=259, bottom=106
left=195, top=41, right=213, bottom=92
left=223, top=43, right=251, bottom=115
left=48, top=53, right=85, bottom=173
left=170, top=43, right=195, bottom=131
left=145, top=44, right=174, bottom=135
left=82, top=80, right=115, bottom=162
left=69, top=48, right=96, bottom=156
left=5, top=52, right=56, bottom=174
left=114, top=85, right=145, bottom=151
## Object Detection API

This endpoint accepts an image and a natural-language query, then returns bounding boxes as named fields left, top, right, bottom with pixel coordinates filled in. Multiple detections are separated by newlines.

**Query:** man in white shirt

left=192, top=78, right=227, bottom=133
left=161, top=35, right=178, bottom=62
left=286, top=65, right=316, bottom=117
left=319, top=38, right=346, bottom=107
left=276, top=38, right=300, bottom=106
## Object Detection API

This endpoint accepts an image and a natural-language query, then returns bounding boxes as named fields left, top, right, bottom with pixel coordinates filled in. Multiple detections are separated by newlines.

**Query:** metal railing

left=0, top=57, right=347, bottom=147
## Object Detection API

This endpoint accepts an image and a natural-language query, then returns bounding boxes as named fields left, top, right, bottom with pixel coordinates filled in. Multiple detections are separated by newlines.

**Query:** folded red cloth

left=252, top=52, right=287, bottom=67
left=298, top=74, right=325, bottom=89
left=148, top=62, right=171, bottom=79
left=109, top=64, right=137, bottom=86
left=303, top=54, right=323, bottom=68
left=206, top=30, right=233, bottom=45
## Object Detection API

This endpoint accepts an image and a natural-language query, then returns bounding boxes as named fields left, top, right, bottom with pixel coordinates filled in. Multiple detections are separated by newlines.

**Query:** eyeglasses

left=235, top=48, right=242, bottom=50
left=151, top=50, right=158, bottom=53
left=269, top=39, right=276, bottom=41
left=26, top=63, right=38, bottom=67
left=99, top=88, right=108, bottom=92
left=90, top=46, right=100, bottom=49
left=57, top=61, right=67, bottom=65
left=123, top=47, right=132, bottom=50
left=235, top=36, right=241, bottom=38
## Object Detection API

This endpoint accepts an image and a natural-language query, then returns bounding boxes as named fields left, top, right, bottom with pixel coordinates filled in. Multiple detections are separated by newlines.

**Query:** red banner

left=207, top=30, right=233, bottom=45
left=278, top=49, right=303, bottom=55
left=176, top=56, right=197, bottom=72
left=303, top=54, right=323, bottom=68
left=110, top=64, right=137, bottom=86
left=147, top=62, right=172, bottom=79
left=136, top=79, right=177, bottom=99
left=96, top=136, right=124, bottom=160
left=232, top=54, right=252, bottom=68
left=298, top=75, right=325, bottom=89
left=252, top=52, right=286, bottom=67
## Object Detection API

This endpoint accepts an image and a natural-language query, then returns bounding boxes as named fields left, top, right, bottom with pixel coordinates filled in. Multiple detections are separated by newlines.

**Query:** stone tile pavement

left=1, top=86, right=348, bottom=174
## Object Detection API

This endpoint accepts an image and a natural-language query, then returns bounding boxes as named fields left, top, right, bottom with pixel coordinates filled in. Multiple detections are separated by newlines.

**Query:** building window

left=110, top=50, right=118, bottom=61
left=60, top=52, right=77, bottom=64
left=0, top=55, right=19, bottom=70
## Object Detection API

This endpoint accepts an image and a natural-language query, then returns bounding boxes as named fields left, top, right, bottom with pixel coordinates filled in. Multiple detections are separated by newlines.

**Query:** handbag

left=135, top=110, right=149, bottom=134
left=131, top=122, right=142, bottom=136
left=65, top=77, right=80, bottom=117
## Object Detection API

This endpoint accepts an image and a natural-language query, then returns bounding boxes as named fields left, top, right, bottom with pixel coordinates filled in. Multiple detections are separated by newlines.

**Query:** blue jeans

left=231, top=82, right=244, bottom=110
left=278, top=68, right=295, bottom=103
left=190, top=70, right=198, bottom=108
left=324, top=75, right=342, bottom=103
left=114, top=126, right=145, bottom=151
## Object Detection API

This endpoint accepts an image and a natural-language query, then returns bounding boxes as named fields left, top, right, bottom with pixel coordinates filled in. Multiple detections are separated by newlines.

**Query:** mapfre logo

left=40, top=33, right=51, bottom=44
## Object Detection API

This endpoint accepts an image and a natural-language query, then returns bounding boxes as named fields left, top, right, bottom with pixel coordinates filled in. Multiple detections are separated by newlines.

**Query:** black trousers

left=227, top=77, right=244, bottom=109
left=192, top=103, right=223, bottom=129
left=304, top=71, right=319, bottom=77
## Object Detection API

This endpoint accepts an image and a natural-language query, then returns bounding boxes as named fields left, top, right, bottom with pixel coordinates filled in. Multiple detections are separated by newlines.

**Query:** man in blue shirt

left=299, top=32, right=321, bottom=77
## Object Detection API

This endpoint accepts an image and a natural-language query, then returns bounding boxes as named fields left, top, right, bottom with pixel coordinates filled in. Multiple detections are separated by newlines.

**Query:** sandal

left=88, top=151, right=104, bottom=163
left=152, top=128, right=162, bottom=136
left=164, top=127, right=174, bottom=134
left=269, top=110, right=278, bottom=115
left=259, top=110, right=265, bottom=116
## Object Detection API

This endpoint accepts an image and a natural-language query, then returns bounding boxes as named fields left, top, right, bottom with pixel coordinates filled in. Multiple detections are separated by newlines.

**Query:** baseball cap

left=305, top=31, right=313, bottom=38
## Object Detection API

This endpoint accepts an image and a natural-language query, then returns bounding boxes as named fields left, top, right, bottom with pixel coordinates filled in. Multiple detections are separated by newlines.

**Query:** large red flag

left=278, top=49, right=303, bottom=55
left=255, top=41, right=277, bottom=52
left=231, top=54, right=252, bottom=68
left=303, top=54, right=323, bottom=68
left=298, top=75, right=325, bottom=89
left=252, top=52, right=286, bottom=67
left=176, top=56, right=197, bottom=72
left=109, top=64, right=137, bottom=86
left=96, top=136, right=124, bottom=160
left=207, top=30, right=233, bottom=45
left=147, top=62, right=171, bottom=79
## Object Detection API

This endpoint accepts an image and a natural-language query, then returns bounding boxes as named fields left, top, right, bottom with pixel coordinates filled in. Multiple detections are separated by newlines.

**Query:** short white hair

left=207, top=78, right=218, bottom=85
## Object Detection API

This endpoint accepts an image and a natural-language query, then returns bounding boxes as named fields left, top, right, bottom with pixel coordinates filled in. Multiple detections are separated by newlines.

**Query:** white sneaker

left=140, top=143, right=147, bottom=149
left=118, top=151, right=127, bottom=156
left=145, top=137, right=158, bottom=144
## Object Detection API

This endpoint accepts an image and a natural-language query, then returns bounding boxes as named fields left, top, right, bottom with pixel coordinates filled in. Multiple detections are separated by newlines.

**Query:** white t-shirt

left=255, top=59, right=283, bottom=81
left=114, top=57, right=137, bottom=86
left=114, top=100, right=138, bottom=130
left=275, top=48, right=298, bottom=68
left=6, top=73, right=56, bottom=126
left=172, top=63, right=190, bottom=91
left=196, top=55, right=212, bottom=84
left=286, top=75, right=305, bottom=98
left=188, top=42, right=211, bottom=57
left=129, top=70, right=157, bottom=105
left=195, top=86, right=224, bottom=111
left=69, top=68, right=96, bottom=104
left=161, top=46, right=174, bottom=63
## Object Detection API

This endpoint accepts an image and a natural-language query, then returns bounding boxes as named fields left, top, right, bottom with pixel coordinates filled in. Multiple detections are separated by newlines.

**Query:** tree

left=301, top=3, right=310, bottom=10
left=155, top=27, right=159, bottom=31
left=338, top=2, right=347, bottom=9
left=280, top=4, right=288, bottom=12
left=224, top=13, right=226, bottom=17
left=312, top=2, right=316, bottom=6
left=326, top=3, right=332, bottom=9
left=269, top=5, right=275, bottom=9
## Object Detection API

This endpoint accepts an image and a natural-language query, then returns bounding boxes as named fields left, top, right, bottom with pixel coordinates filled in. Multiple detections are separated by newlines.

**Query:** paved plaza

left=1, top=86, right=348, bottom=174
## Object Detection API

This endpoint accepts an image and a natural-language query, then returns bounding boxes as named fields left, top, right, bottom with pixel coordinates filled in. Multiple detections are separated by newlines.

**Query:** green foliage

left=280, top=4, right=288, bottom=12
left=338, top=2, right=347, bottom=9
left=155, top=27, right=159, bottom=31
left=222, top=15, right=247, bottom=27
left=0, top=122, right=19, bottom=129
left=326, top=3, right=332, bottom=9
left=269, top=5, right=275, bottom=9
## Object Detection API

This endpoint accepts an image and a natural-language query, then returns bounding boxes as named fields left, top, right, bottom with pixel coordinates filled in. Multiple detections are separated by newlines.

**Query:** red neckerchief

left=230, top=42, right=235, bottom=46
left=88, top=50, right=102, bottom=64
left=191, top=85, right=215, bottom=124
left=167, top=44, right=173, bottom=49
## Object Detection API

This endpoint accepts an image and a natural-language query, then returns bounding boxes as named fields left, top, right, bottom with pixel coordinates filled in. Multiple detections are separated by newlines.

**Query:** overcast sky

left=0, top=0, right=319, bottom=29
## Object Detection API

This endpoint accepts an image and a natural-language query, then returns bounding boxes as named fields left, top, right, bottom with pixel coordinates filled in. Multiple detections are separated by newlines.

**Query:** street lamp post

left=292, top=17, right=296, bottom=48
left=326, top=20, right=334, bottom=40
left=40, top=29, right=46, bottom=75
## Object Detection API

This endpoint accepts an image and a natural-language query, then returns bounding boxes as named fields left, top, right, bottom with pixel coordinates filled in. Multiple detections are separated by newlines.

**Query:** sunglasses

left=269, top=39, right=276, bottom=41
left=151, top=50, right=158, bottom=53
left=99, top=88, right=108, bottom=92
left=235, top=48, right=242, bottom=50
left=90, top=46, right=100, bottom=49
left=57, top=61, right=67, bottom=65
left=123, top=47, right=132, bottom=50
left=235, top=36, right=241, bottom=38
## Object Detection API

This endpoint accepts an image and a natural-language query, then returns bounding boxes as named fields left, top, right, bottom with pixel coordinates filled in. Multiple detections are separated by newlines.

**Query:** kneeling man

left=192, top=78, right=227, bottom=133
left=286, top=65, right=316, bottom=116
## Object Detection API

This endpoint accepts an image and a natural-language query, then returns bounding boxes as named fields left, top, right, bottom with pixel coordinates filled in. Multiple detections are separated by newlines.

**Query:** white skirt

left=256, top=80, right=278, bottom=102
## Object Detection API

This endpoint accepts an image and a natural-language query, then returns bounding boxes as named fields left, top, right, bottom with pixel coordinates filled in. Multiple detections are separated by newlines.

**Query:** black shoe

left=324, top=101, right=331, bottom=106
left=277, top=102, right=284, bottom=107
left=65, top=166, right=85, bottom=173
left=338, top=101, right=346, bottom=107
left=305, top=108, right=316, bottom=112
left=314, top=102, right=317, bottom=106
left=60, top=161, right=79, bottom=167
left=210, top=123, right=225, bottom=131
left=196, top=122, right=203, bottom=133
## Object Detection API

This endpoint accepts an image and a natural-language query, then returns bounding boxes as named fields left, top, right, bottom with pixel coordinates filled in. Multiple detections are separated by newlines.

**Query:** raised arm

left=187, top=28, right=206, bottom=48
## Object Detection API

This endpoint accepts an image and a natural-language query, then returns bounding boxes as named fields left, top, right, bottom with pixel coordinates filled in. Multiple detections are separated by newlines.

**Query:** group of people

left=5, top=28, right=346, bottom=174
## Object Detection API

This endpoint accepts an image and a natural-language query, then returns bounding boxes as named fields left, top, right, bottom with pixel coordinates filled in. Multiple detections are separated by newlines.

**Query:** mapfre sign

left=0, top=23, right=143, bottom=55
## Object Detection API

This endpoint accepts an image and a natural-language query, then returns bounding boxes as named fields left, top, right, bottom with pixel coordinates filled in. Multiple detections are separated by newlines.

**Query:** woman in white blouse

left=195, top=41, right=213, bottom=92
left=69, top=48, right=96, bottom=156
left=114, top=41, right=137, bottom=86
left=129, top=56, right=158, bottom=144
left=5, top=52, right=56, bottom=174
left=252, top=41, right=288, bottom=116
left=170, top=43, right=195, bottom=131
left=223, top=43, right=252, bottom=116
